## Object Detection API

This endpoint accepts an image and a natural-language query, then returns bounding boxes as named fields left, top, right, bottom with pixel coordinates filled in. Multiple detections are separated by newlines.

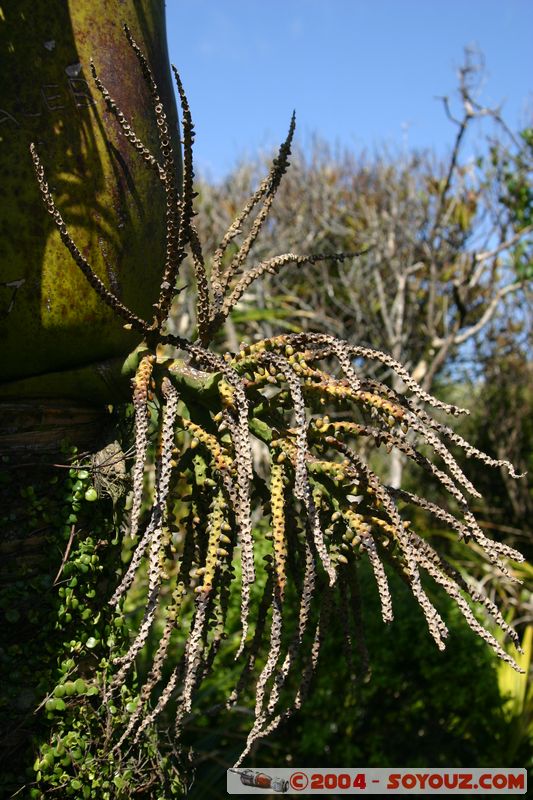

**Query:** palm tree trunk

left=0, top=1, right=180, bottom=791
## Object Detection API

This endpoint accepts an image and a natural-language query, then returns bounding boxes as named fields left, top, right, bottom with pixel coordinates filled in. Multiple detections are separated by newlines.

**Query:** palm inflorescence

left=31, top=25, right=524, bottom=765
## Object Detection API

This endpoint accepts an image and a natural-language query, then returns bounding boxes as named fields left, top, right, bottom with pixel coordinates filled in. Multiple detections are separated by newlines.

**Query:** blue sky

left=165, top=0, right=533, bottom=180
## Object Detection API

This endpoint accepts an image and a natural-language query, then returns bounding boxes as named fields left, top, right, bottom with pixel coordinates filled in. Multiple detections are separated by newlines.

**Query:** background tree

left=194, top=51, right=532, bottom=489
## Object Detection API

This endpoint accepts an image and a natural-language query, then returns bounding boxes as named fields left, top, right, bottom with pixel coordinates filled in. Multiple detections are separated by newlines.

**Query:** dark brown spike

left=226, top=573, right=274, bottom=709
left=30, top=143, right=148, bottom=333
left=411, top=531, right=522, bottom=650
left=211, top=252, right=354, bottom=338
left=268, top=332, right=470, bottom=416
left=89, top=60, right=164, bottom=178
left=330, top=438, right=449, bottom=648
left=235, top=579, right=329, bottom=768
left=212, top=113, right=296, bottom=312
left=167, top=66, right=211, bottom=339
left=189, top=224, right=211, bottom=344
left=123, top=25, right=184, bottom=330
left=123, top=23, right=159, bottom=99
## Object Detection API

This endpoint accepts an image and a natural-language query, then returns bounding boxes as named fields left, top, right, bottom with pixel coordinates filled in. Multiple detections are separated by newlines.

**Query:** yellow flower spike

left=342, top=508, right=373, bottom=540
left=270, top=460, right=288, bottom=598
left=218, top=379, right=236, bottom=408
left=200, top=490, right=226, bottom=593
left=369, top=516, right=396, bottom=537
left=307, top=379, right=402, bottom=419
left=177, top=416, right=231, bottom=472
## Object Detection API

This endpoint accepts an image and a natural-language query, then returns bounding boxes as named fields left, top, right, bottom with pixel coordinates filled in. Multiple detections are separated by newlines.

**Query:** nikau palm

left=31, top=26, right=525, bottom=765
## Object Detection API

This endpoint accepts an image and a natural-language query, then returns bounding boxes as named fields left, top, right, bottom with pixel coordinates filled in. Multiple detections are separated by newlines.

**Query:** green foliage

left=0, top=439, right=185, bottom=798
left=488, top=126, right=533, bottom=280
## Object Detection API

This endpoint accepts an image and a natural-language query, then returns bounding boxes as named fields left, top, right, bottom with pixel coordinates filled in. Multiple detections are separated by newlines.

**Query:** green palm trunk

left=0, top=2, right=180, bottom=793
